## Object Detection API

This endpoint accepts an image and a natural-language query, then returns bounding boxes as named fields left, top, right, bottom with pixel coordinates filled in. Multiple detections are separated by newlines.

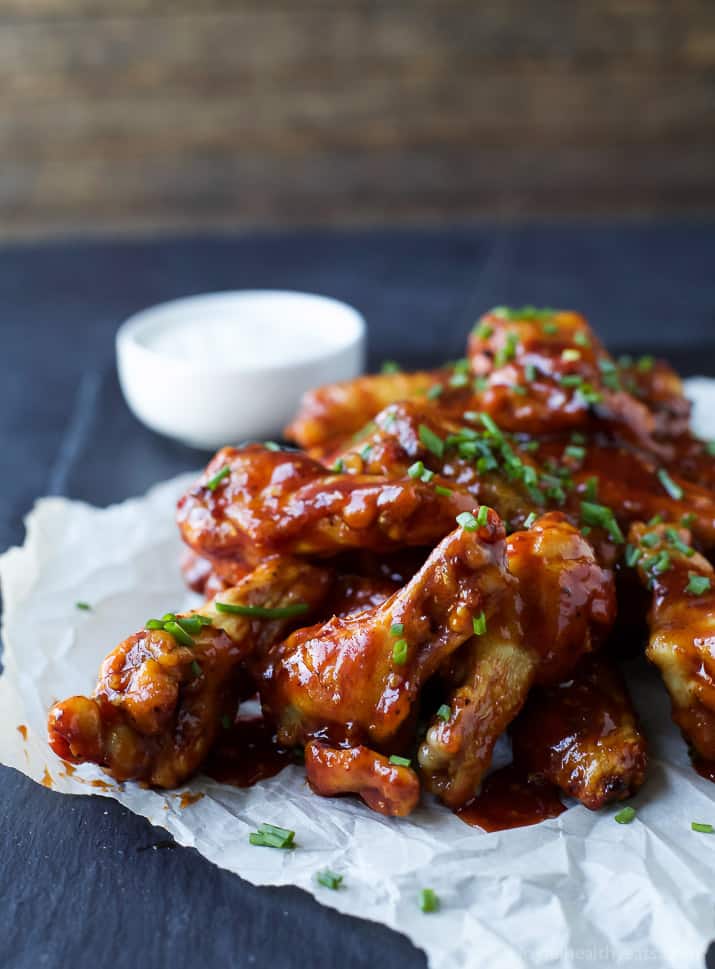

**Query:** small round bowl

left=116, top=290, right=366, bottom=450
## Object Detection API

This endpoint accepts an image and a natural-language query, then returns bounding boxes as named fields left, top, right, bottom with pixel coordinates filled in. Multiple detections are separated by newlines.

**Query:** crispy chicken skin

left=48, top=559, right=331, bottom=787
left=305, top=741, right=420, bottom=816
left=630, top=521, right=715, bottom=760
left=177, top=444, right=476, bottom=564
left=511, top=656, right=648, bottom=809
left=260, top=511, right=506, bottom=752
left=418, top=513, right=616, bottom=808
left=285, top=370, right=443, bottom=454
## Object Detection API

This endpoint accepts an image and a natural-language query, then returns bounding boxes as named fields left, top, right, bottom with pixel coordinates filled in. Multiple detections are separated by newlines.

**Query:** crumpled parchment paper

left=2, top=380, right=715, bottom=969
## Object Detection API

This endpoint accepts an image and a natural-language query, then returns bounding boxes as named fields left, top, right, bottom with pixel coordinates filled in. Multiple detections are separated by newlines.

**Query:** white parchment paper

left=2, top=380, right=715, bottom=969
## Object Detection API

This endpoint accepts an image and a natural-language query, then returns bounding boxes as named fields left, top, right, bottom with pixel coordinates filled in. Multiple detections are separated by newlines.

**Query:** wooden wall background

left=1, top=0, right=714, bottom=238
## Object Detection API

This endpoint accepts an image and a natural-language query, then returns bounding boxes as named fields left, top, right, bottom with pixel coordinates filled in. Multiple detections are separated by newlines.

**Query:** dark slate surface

left=1, top=224, right=714, bottom=969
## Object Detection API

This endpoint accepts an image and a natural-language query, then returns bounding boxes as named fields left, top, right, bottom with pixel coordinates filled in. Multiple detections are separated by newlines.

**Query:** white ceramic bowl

left=116, top=290, right=366, bottom=449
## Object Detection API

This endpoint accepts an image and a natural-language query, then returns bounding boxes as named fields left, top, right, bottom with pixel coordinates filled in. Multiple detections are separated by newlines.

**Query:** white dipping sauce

left=116, top=290, right=366, bottom=448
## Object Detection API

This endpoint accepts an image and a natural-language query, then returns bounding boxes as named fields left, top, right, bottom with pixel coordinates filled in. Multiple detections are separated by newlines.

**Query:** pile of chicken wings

left=48, top=307, right=715, bottom=820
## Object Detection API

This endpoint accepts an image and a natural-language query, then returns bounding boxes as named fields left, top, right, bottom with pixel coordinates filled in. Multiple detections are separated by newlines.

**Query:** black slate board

left=1, top=224, right=714, bottom=969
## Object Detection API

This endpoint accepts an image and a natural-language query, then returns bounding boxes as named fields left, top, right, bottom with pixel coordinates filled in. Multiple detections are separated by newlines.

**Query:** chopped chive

left=331, top=458, right=345, bottom=472
left=215, top=601, right=309, bottom=619
left=561, top=348, right=581, bottom=362
left=512, top=385, right=527, bottom=396
left=206, top=466, right=231, bottom=492
left=75, top=601, right=91, bottom=611
left=408, top=460, right=425, bottom=479
left=584, top=476, right=599, bottom=502
left=565, top=445, right=585, bottom=461
left=476, top=505, right=489, bottom=526
left=624, top=544, right=641, bottom=567
left=389, top=755, right=411, bottom=768
left=657, top=469, right=683, bottom=501
left=221, top=714, right=232, bottom=730
left=434, top=485, right=453, bottom=497
left=681, top=512, right=697, bottom=527
left=162, top=613, right=177, bottom=622
left=264, top=441, right=281, bottom=451
left=665, top=529, right=695, bottom=558
left=641, top=531, right=660, bottom=548
left=436, top=704, right=451, bottom=722
left=164, top=620, right=196, bottom=648
left=473, top=377, right=488, bottom=393
left=524, top=363, right=537, bottom=382
left=479, top=413, right=502, bottom=438
left=390, top=623, right=404, bottom=637
left=495, top=331, right=519, bottom=367
left=472, top=611, right=487, bottom=636
left=456, top=511, right=478, bottom=532
left=359, top=443, right=372, bottom=461
left=691, top=822, right=714, bottom=834
left=706, top=441, right=715, bottom=456
left=449, top=372, right=469, bottom=389
left=542, top=322, right=559, bottom=335
left=145, top=619, right=165, bottom=630
left=249, top=823, right=295, bottom=849
left=521, top=440, right=539, bottom=452
left=316, top=870, right=343, bottom=889
left=523, top=512, right=537, bottom=528
left=574, top=331, right=590, bottom=347
left=420, top=888, right=439, bottom=913
left=380, top=360, right=401, bottom=374
left=648, top=514, right=663, bottom=526
left=427, top=384, right=444, bottom=400
left=685, top=573, right=711, bottom=596
left=615, top=806, right=636, bottom=824
left=175, top=615, right=204, bottom=636
left=636, top=355, right=654, bottom=373
left=453, top=358, right=470, bottom=374
left=581, top=525, right=592, bottom=536
left=190, top=660, right=202, bottom=678
left=473, top=322, right=493, bottom=339
left=392, top=639, right=408, bottom=664
left=421, top=468, right=435, bottom=482
left=580, top=501, right=625, bottom=543
left=651, top=550, right=671, bottom=575
left=419, top=424, right=444, bottom=458
left=571, top=431, right=586, bottom=444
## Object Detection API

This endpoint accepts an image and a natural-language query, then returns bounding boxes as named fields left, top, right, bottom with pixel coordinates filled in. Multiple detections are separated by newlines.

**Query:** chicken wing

left=629, top=520, right=715, bottom=760
left=418, top=513, right=615, bottom=808
left=260, top=509, right=507, bottom=752
left=48, top=559, right=331, bottom=787
left=177, top=443, right=476, bottom=564
left=510, top=656, right=647, bottom=809
left=285, top=369, right=444, bottom=454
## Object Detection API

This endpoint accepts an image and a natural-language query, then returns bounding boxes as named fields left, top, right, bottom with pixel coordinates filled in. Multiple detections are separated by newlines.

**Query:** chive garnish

left=75, top=601, right=91, bottom=611
left=636, top=355, right=654, bottom=373
left=389, top=755, right=411, bottom=768
left=565, top=445, right=585, bottom=461
left=456, top=511, right=478, bottom=532
left=221, top=714, right=232, bottom=730
left=392, top=639, right=408, bottom=664
left=249, top=823, right=295, bottom=849
left=420, top=888, right=439, bottom=913
left=624, top=544, right=641, bottom=567
left=380, top=360, right=401, bottom=374
left=691, top=822, right=714, bottom=834
left=524, top=363, right=536, bottom=382
left=584, top=476, right=599, bottom=501
left=390, top=623, right=404, bottom=636
left=476, top=505, right=489, bottom=526
left=641, top=531, right=660, bottom=548
left=163, top=620, right=195, bottom=647
left=657, top=469, right=683, bottom=501
left=418, top=424, right=444, bottom=458
left=543, top=322, right=559, bottom=335
left=472, top=611, right=487, bottom=636
left=706, top=442, right=715, bottom=456
left=561, top=348, right=581, bottom=362
left=206, top=466, right=231, bottom=492
left=681, top=512, right=697, bottom=527
left=264, top=441, right=281, bottom=451
left=331, top=458, right=345, bottom=472
left=435, top=485, right=453, bottom=497
left=145, top=619, right=165, bottom=630
left=449, top=372, right=469, bottom=389
left=408, top=460, right=425, bottom=479
left=437, top=704, right=451, bottom=722
left=524, top=512, right=537, bottom=528
left=316, top=870, right=343, bottom=889
left=648, top=514, right=663, bottom=526
left=580, top=501, right=625, bottom=543
left=427, top=384, right=444, bottom=399
left=614, top=806, right=636, bottom=824
left=665, top=528, right=694, bottom=558
left=574, top=331, right=590, bottom=347
left=685, top=573, right=711, bottom=596
left=190, top=660, right=202, bottom=678
left=215, top=601, right=309, bottom=619
left=473, top=322, right=493, bottom=339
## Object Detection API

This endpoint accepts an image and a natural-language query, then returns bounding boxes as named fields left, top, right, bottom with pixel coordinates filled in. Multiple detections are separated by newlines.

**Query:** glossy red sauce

left=456, top=764, right=566, bottom=832
left=694, top=759, right=715, bottom=783
left=203, top=717, right=293, bottom=788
